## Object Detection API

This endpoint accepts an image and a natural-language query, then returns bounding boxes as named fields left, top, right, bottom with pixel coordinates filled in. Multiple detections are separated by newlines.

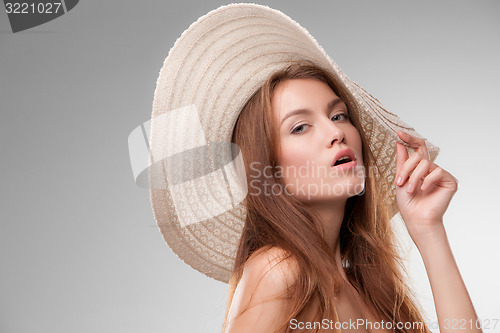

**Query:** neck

left=307, top=198, right=349, bottom=281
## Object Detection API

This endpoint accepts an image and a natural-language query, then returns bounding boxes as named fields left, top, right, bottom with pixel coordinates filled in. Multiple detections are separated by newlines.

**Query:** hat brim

left=149, top=3, right=439, bottom=283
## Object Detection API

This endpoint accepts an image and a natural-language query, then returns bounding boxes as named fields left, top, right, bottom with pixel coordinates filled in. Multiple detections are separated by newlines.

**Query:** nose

left=325, top=119, right=345, bottom=148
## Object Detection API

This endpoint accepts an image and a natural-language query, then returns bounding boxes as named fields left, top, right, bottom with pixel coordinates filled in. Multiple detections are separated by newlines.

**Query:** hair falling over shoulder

left=222, top=61, right=431, bottom=333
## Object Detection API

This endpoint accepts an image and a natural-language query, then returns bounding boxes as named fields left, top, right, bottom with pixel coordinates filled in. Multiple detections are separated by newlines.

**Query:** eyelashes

left=290, top=113, right=350, bottom=134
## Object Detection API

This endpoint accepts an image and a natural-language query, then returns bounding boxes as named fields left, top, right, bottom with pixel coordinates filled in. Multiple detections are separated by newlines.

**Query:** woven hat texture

left=149, top=3, right=439, bottom=283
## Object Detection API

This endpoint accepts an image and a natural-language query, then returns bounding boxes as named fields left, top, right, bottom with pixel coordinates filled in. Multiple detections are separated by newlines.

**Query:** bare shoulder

left=224, top=246, right=300, bottom=332
left=244, top=246, right=300, bottom=291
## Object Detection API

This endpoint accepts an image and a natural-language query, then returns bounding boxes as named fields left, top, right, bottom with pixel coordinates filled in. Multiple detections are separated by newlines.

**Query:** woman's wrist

left=406, top=222, right=447, bottom=253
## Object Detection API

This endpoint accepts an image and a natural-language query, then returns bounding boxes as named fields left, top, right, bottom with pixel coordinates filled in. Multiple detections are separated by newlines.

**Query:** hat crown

left=147, top=3, right=439, bottom=283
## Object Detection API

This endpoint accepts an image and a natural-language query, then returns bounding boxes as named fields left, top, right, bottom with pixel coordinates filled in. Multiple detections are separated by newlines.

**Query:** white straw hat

left=147, top=2, right=439, bottom=283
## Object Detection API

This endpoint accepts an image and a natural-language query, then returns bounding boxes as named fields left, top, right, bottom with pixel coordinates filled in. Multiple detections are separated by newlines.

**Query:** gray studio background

left=1, top=1, right=499, bottom=332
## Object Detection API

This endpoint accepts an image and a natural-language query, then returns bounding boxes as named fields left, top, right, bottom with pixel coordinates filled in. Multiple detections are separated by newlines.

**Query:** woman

left=223, top=61, right=480, bottom=333
left=147, top=3, right=481, bottom=333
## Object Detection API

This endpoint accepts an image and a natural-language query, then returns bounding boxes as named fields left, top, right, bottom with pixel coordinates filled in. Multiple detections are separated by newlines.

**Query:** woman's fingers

left=395, top=130, right=436, bottom=189
left=395, top=141, right=409, bottom=180
left=405, top=159, right=435, bottom=193
left=420, top=167, right=459, bottom=192
left=396, top=145, right=427, bottom=186
left=397, top=131, right=430, bottom=160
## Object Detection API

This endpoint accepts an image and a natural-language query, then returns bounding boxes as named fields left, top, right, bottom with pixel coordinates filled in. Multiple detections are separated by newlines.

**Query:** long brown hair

left=223, top=61, right=430, bottom=333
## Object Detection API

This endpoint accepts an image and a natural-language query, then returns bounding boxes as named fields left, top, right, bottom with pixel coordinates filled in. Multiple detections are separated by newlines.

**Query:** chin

left=350, top=181, right=366, bottom=197
left=288, top=177, right=365, bottom=203
left=337, top=181, right=366, bottom=199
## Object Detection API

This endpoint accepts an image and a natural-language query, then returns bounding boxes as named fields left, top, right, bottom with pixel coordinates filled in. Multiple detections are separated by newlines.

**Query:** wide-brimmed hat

left=146, top=3, right=439, bottom=283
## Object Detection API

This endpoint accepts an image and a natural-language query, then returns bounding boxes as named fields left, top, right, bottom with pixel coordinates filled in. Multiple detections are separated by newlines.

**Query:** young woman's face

left=272, top=78, right=365, bottom=203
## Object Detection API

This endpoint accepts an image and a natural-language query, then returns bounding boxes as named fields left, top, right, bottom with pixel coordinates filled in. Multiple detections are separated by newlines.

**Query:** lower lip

left=332, top=160, right=357, bottom=171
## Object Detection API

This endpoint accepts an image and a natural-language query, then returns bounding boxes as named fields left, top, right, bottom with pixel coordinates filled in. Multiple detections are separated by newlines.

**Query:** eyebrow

left=280, top=98, right=345, bottom=126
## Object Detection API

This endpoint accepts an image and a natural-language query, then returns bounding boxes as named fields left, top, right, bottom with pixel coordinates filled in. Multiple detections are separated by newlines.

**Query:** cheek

left=278, top=139, right=314, bottom=169
left=355, top=130, right=363, bottom=149
left=349, top=128, right=364, bottom=164
left=277, top=139, right=322, bottom=187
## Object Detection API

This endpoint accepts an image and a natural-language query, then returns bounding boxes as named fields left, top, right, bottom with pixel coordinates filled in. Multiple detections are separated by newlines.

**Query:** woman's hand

left=394, top=131, right=459, bottom=243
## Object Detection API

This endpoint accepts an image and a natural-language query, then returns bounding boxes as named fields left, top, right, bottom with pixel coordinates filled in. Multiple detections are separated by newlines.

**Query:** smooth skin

left=395, top=131, right=482, bottom=333
left=224, top=79, right=481, bottom=332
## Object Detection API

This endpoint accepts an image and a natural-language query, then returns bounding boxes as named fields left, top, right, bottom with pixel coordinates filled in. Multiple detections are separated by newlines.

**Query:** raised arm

left=224, top=247, right=299, bottom=333
left=394, top=131, right=482, bottom=333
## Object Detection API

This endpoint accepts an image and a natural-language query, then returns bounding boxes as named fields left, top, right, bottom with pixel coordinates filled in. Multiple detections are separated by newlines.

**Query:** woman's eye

left=291, top=113, right=349, bottom=134
left=291, top=124, right=308, bottom=134
left=331, top=113, right=349, bottom=122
